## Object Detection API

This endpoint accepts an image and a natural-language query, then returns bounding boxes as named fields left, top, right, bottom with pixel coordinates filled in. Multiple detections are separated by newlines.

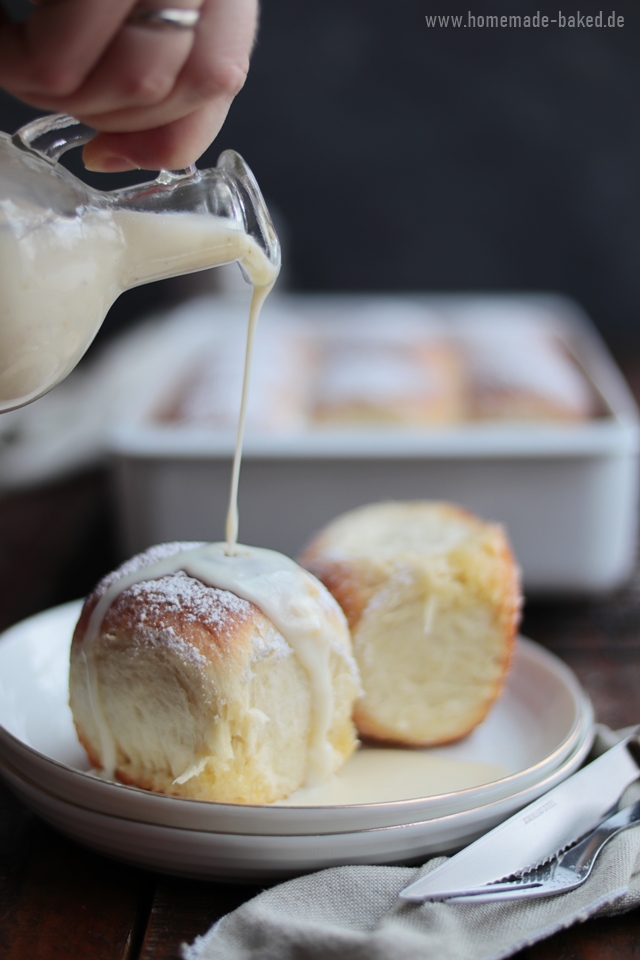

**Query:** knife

left=399, top=733, right=640, bottom=903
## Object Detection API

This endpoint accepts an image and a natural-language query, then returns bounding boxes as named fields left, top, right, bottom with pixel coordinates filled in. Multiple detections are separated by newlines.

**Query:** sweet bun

left=300, top=502, right=521, bottom=747
left=69, top=542, right=360, bottom=804
left=311, top=337, right=464, bottom=426
left=456, top=307, right=597, bottom=421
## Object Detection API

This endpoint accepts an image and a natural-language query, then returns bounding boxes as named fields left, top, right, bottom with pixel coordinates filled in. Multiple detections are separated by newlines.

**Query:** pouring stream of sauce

left=224, top=282, right=273, bottom=553
left=80, top=228, right=347, bottom=789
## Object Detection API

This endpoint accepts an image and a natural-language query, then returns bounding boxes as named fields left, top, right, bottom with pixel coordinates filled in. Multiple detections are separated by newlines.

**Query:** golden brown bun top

left=300, top=501, right=521, bottom=634
left=72, top=542, right=281, bottom=667
left=302, top=501, right=491, bottom=556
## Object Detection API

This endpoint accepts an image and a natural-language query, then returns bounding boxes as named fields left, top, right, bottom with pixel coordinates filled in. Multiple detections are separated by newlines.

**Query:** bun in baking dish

left=456, top=307, right=597, bottom=421
left=69, top=542, right=360, bottom=804
left=300, top=502, right=521, bottom=746
left=311, top=338, right=464, bottom=427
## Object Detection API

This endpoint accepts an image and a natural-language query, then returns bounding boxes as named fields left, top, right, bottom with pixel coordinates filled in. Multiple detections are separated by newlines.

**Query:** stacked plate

left=0, top=601, right=594, bottom=880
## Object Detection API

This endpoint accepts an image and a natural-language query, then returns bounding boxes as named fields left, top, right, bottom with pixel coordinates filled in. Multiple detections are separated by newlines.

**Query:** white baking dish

left=109, top=293, right=640, bottom=594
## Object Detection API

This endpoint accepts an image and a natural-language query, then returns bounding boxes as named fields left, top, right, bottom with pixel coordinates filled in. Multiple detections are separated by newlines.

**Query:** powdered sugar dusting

left=135, top=622, right=209, bottom=668
left=124, top=570, right=251, bottom=631
left=95, top=542, right=206, bottom=598
left=92, top=544, right=292, bottom=663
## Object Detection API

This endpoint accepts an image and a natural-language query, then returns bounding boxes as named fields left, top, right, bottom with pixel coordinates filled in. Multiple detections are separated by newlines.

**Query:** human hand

left=0, top=0, right=258, bottom=171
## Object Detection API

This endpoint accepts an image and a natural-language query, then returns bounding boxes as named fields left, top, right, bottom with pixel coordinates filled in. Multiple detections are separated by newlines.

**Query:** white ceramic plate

left=0, top=737, right=594, bottom=880
left=0, top=601, right=594, bottom=839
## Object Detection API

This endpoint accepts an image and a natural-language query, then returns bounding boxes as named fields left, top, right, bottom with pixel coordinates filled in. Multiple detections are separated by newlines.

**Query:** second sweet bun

left=300, top=502, right=521, bottom=747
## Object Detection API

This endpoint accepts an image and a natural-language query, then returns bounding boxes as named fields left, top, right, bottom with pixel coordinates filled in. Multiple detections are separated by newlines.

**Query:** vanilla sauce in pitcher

left=0, top=116, right=281, bottom=412
left=0, top=207, right=274, bottom=408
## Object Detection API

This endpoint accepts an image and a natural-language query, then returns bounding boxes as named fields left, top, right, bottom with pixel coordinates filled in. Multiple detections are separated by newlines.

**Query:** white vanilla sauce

left=278, top=749, right=509, bottom=806
left=0, top=208, right=277, bottom=409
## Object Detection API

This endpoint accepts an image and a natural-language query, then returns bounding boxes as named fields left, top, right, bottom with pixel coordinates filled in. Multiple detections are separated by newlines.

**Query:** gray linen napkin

left=183, top=727, right=640, bottom=960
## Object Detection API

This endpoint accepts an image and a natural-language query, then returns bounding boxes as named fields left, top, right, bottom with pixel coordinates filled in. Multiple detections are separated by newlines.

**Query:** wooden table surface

left=2, top=451, right=640, bottom=957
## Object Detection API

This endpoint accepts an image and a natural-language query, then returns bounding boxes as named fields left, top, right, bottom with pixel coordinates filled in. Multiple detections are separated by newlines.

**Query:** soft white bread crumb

left=300, top=502, right=521, bottom=746
left=69, top=543, right=360, bottom=804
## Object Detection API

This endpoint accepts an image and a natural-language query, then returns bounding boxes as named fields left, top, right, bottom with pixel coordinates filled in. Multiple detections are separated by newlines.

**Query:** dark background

left=2, top=0, right=640, bottom=352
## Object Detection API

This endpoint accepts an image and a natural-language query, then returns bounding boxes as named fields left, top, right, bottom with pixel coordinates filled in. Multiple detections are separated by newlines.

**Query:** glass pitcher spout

left=104, top=149, right=280, bottom=289
left=0, top=114, right=280, bottom=412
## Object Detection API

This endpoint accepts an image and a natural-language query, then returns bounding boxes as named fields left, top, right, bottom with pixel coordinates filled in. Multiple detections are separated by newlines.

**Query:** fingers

left=75, top=0, right=256, bottom=130
left=0, top=0, right=200, bottom=117
left=81, top=0, right=258, bottom=171
left=82, top=100, right=231, bottom=171
left=0, top=0, right=135, bottom=99
left=40, top=12, right=199, bottom=116
left=0, top=0, right=258, bottom=172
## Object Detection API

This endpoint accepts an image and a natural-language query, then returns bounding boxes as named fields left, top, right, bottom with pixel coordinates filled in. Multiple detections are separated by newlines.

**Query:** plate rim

left=0, top=600, right=594, bottom=825
left=0, top=727, right=595, bottom=840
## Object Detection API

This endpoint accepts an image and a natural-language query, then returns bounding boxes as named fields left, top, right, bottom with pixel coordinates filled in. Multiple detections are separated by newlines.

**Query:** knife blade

left=399, top=733, right=640, bottom=903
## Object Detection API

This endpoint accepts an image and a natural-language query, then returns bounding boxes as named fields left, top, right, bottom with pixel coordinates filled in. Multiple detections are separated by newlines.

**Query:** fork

left=442, top=798, right=640, bottom=903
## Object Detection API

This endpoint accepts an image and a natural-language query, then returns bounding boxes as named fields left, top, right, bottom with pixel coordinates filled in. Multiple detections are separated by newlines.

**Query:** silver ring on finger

left=127, top=6, right=201, bottom=29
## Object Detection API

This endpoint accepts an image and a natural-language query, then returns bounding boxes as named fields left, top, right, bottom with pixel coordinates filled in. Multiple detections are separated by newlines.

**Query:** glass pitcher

left=0, top=113, right=281, bottom=412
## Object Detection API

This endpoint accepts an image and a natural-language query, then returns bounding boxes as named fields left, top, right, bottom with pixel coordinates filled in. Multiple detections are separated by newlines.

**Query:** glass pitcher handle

left=12, top=113, right=197, bottom=179
left=12, top=113, right=97, bottom=161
